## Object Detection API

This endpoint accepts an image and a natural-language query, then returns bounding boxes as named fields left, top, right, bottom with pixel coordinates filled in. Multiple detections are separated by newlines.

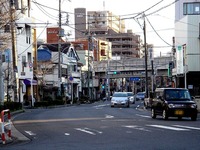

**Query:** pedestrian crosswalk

left=125, top=124, right=200, bottom=132
left=146, top=125, right=190, bottom=131
left=72, top=124, right=200, bottom=136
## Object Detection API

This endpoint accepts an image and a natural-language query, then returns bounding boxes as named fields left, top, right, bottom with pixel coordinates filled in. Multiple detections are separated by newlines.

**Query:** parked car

left=151, top=88, right=198, bottom=121
left=111, top=92, right=130, bottom=108
left=135, top=92, right=145, bottom=101
left=126, top=92, right=135, bottom=104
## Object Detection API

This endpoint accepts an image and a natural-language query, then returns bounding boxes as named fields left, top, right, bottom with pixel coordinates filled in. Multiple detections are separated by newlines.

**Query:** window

left=165, top=89, right=191, bottom=100
left=183, top=2, right=200, bottom=15
left=25, top=24, right=31, bottom=44
left=68, top=51, right=75, bottom=58
left=27, top=52, right=31, bottom=62
left=4, top=24, right=10, bottom=33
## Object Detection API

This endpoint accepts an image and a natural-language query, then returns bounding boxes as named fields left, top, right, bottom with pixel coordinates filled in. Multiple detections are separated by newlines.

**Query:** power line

left=145, top=16, right=172, bottom=46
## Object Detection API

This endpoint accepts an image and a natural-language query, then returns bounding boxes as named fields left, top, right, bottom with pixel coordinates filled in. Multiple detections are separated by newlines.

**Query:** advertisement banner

left=176, top=46, right=184, bottom=74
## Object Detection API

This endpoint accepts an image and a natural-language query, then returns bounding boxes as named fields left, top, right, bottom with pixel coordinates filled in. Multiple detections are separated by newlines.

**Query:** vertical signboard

left=148, top=48, right=154, bottom=61
left=176, top=45, right=184, bottom=75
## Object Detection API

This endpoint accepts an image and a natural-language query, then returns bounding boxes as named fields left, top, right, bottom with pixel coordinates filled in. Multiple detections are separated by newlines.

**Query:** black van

left=151, top=88, right=198, bottom=121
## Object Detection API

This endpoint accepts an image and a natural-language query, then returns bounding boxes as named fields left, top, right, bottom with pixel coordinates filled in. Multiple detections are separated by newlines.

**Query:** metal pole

left=31, top=78, right=34, bottom=107
left=58, top=0, right=62, bottom=96
left=10, top=1, right=18, bottom=102
left=143, top=14, right=148, bottom=98
left=71, top=83, right=73, bottom=104
left=0, top=52, right=4, bottom=105
left=7, top=56, right=10, bottom=102
left=87, top=23, right=90, bottom=99
left=185, top=66, right=187, bottom=89
left=151, top=60, right=154, bottom=92
left=107, top=56, right=110, bottom=100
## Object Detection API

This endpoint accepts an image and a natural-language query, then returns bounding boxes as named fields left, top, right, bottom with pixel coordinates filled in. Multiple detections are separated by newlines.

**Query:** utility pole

left=87, top=23, right=91, bottom=99
left=172, top=37, right=176, bottom=88
left=58, top=0, right=62, bottom=96
left=0, top=52, right=4, bottom=105
left=10, top=1, right=18, bottom=102
left=107, top=50, right=110, bottom=101
left=7, top=56, right=10, bottom=102
left=143, top=14, right=149, bottom=98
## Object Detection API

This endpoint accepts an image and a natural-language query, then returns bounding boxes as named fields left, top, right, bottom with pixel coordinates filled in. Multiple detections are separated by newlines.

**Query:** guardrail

left=1, top=109, right=11, bottom=144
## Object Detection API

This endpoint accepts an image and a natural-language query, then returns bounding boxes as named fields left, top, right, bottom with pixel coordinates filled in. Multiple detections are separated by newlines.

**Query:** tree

left=35, top=60, right=56, bottom=100
left=0, top=0, right=12, bottom=50
left=0, top=0, right=17, bottom=104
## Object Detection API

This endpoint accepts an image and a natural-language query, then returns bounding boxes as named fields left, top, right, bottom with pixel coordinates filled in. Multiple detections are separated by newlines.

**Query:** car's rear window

left=113, top=93, right=127, bottom=97
left=127, top=93, right=133, bottom=96
left=137, top=93, right=145, bottom=96
left=165, top=89, right=191, bottom=101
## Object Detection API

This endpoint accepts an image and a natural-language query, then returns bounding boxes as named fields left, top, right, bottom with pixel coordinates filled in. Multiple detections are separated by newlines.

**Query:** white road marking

left=123, top=125, right=151, bottom=132
left=105, top=114, right=114, bottom=118
left=147, top=125, right=190, bottom=131
left=94, top=104, right=109, bottom=108
left=64, top=133, right=70, bottom=135
left=25, top=131, right=36, bottom=136
left=75, top=128, right=96, bottom=135
left=173, top=125, right=200, bottom=130
left=136, top=114, right=151, bottom=118
left=85, top=127, right=103, bottom=134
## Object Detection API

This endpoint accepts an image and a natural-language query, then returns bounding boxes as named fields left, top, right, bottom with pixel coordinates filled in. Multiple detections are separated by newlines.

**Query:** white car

left=111, top=92, right=130, bottom=108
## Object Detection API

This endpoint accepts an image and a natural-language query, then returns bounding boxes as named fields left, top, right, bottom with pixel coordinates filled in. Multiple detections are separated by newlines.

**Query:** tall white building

left=175, top=0, right=200, bottom=95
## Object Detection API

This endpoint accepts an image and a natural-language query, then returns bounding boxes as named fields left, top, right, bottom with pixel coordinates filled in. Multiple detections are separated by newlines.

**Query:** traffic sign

left=130, top=77, right=140, bottom=81
left=69, top=76, right=73, bottom=81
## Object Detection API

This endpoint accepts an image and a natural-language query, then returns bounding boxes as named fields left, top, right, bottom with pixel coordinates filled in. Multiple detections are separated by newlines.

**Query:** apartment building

left=74, top=8, right=140, bottom=58
left=174, top=0, right=200, bottom=95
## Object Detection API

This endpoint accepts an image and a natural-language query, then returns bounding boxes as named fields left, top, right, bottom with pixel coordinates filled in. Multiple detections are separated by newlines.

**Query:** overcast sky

left=31, top=0, right=175, bottom=56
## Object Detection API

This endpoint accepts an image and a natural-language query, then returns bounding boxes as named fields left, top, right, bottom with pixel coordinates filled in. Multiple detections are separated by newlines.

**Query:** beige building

left=87, top=11, right=125, bottom=34
left=74, top=8, right=140, bottom=58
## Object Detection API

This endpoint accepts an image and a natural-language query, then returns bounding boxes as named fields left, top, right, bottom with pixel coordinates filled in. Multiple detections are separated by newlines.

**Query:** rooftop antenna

left=103, top=1, right=105, bottom=10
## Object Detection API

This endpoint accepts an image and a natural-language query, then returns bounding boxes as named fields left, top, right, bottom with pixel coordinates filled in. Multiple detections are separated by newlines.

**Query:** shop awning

left=23, top=79, right=37, bottom=85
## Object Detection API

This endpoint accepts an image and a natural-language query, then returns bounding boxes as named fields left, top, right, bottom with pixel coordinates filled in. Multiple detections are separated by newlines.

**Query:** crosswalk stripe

left=75, top=128, right=96, bottom=135
left=173, top=125, right=200, bottom=130
left=147, top=125, right=190, bottom=131
left=136, top=114, right=151, bottom=118
left=123, top=125, right=151, bottom=132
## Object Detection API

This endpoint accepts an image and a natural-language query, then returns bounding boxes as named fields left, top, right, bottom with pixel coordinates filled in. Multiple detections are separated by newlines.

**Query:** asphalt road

left=1, top=100, right=200, bottom=150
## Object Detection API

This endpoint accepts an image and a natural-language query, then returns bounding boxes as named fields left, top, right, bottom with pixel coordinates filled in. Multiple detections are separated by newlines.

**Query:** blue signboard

left=130, top=77, right=140, bottom=81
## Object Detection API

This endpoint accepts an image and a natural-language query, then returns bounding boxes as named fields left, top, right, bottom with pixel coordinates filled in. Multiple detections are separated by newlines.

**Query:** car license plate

left=175, top=110, right=184, bottom=115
